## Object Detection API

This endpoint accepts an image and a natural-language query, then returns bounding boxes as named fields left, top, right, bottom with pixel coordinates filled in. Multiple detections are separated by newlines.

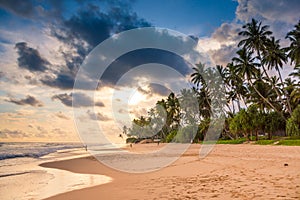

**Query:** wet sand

left=42, top=144, right=300, bottom=200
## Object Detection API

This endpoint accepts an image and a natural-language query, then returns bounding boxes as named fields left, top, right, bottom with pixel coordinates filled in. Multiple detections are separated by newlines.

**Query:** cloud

left=198, top=1, right=300, bottom=66
left=100, top=49, right=191, bottom=87
left=41, top=73, right=75, bottom=89
left=0, top=0, right=36, bottom=18
left=0, top=129, right=29, bottom=138
left=45, top=1, right=151, bottom=89
left=235, top=0, right=300, bottom=44
left=5, top=95, right=44, bottom=107
left=87, top=110, right=110, bottom=121
left=209, top=44, right=238, bottom=66
left=148, top=83, right=171, bottom=96
left=51, top=92, right=105, bottom=107
left=211, top=23, right=241, bottom=43
left=236, top=0, right=300, bottom=24
left=15, top=42, right=50, bottom=72
left=137, top=83, right=171, bottom=97
left=54, top=111, right=70, bottom=120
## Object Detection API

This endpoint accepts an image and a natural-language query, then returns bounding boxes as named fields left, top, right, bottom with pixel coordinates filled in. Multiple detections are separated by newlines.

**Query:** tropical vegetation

left=125, top=19, right=300, bottom=145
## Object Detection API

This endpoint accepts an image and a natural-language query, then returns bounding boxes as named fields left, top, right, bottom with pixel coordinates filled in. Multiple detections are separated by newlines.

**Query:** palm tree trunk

left=277, top=68, right=292, bottom=115
left=257, top=50, right=291, bottom=117
left=249, top=78, right=285, bottom=119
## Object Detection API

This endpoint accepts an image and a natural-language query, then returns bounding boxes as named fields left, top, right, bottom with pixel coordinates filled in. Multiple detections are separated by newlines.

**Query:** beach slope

left=42, top=144, right=300, bottom=200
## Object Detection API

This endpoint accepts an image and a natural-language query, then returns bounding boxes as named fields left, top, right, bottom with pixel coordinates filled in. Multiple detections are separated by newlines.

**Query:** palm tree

left=233, top=48, right=279, bottom=112
left=289, top=65, right=300, bottom=81
left=248, top=79, right=281, bottom=112
left=238, top=18, right=272, bottom=60
left=226, top=62, right=249, bottom=111
left=238, top=19, right=276, bottom=87
left=284, top=78, right=300, bottom=111
left=191, top=63, right=206, bottom=89
left=166, top=92, right=180, bottom=129
left=286, top=20, right=300, bottom=66
left=262, top=36, right=292, bottom=115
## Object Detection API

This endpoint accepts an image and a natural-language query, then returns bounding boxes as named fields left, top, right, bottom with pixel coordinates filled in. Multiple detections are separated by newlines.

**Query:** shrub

left=286, top=105, right=300, bottom=136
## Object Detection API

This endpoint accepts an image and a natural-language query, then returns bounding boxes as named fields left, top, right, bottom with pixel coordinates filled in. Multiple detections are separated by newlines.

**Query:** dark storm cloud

left=41, top=73, right=75, bottom=89
left=87, top=110, right=110, bottom=121
left=46, top=1, right=151, bottom=89
left=6, top=95, right=44, bottom=107
left=15, top=42, right=50, bottom=72
left=0, top=0, right=35, bottom=18
left=100, top=49, right=191, bottom=86
left=148, top=83, right=171, bottom=96
left=51, top=92, right=104, bottom=107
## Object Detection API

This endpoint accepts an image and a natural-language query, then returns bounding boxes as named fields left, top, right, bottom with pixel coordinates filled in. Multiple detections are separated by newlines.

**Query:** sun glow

left=128, top=90, right=145, bottom=105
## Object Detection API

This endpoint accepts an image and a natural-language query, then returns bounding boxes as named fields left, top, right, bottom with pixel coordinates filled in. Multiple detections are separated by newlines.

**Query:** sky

left=0, top=0, right=299, bottom=142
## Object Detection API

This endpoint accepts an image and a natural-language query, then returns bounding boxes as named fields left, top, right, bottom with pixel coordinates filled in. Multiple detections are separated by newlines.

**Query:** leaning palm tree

left=286, top=20, right=300, bottom=66
left=262, top=36, right=292, bottom=115
left=248, top=79, right=281, bottom=112
left=233, top=48, right=279, bottom=113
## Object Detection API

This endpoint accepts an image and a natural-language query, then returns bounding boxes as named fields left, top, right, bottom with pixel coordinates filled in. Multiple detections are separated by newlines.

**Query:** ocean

left=0, top=142, right=113, bottom=200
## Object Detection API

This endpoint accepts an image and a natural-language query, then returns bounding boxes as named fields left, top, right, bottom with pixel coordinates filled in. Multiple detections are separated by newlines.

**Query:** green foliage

left=255, top=140, right=275, bottom=145
left=264, top=111, right=286, bottom=139
left=126, top=19, right=300, bottom=144
left=173, top=125, right=197, bottom=143
left=277, top=140, right=300, bottom=146
left=165, top=130, right=177, bottom=143
left=286, top=105, right=300, bottom=136
left=215, top=138, right=247, bottom=144
left=126, top=137, right=138, bottom=144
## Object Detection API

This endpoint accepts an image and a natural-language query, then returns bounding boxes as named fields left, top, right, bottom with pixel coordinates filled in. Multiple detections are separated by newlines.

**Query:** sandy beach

left=41, top=144, right=300, bottom=200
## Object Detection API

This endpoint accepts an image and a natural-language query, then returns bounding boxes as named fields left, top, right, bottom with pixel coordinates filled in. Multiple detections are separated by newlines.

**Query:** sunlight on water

left=0, top=146, right=112, bottom=200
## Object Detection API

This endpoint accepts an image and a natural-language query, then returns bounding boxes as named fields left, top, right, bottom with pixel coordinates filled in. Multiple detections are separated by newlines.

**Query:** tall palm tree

left=248, top=79, right=281, bottom=112
left=233, top=48, right=279, bottom=112
left=226, top=62, right=248, bottom=111
left=263, top=36, right=292, bottom=115
left=191, top=62, right=212, bottom=119
left=191, top=63, right=206, bottom=89
left=284, top=78, right=300, bottom=111
left=238, top=18, right=273, bottom=84
left=286, top=20, right=300, bottom=66
left=166, top=92, right=180, bottom=129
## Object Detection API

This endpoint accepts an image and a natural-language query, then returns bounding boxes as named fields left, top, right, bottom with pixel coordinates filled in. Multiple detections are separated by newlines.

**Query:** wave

left=0, top=142, right=84, bottom=161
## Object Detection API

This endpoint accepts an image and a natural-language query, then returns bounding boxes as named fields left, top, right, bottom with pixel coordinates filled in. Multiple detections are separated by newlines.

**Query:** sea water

left=0, top=142, right=113, bottom=200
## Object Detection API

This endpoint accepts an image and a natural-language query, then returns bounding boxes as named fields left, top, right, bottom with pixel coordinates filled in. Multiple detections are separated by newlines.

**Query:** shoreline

left=42, top=144, right=300, bottom=200
left=0, top=147, right=112, bottom=200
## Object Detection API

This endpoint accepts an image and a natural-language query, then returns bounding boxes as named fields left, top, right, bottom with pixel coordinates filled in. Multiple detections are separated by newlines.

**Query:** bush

left=255, top=140, right=275, bottom=145
left=286, top=105, right=300, bottom=136
left=215, top=138, right=247, bottom=144
left=126, top=137, right=138, bottom=143
left=173, top=125, right=197, bottom=143
left=165, top=130, right=177, bottom=143
left=277, top=140, right=300, bottom=146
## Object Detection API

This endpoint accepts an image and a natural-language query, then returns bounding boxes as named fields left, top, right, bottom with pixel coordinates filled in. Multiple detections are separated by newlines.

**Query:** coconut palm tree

left=238, top=18, right=272, bottom=69
left=233, top=48, right=279, bottom=112
left=191, top=62, right=206, bottom=89
left=248, top=79, right=281, bottom=112
left=262, top=36, right=292, bottom=115
left=284, top=78, right=300, bottom=111
left=286, top=20, right=300, bottom=66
